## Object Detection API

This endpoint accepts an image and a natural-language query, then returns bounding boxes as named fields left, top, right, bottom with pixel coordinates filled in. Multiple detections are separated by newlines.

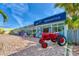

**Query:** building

left=34, top=12, right=68, bottom=38
left=10, top=12, right=68, bottom=38
left=10, top=24, right=36, bottom=36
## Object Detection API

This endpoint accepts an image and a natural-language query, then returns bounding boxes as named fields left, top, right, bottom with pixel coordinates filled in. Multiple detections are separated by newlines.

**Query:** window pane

left=58, top=26, right=64, bottom=32
left=58, top=25, right=64, bottom=35
left=52, top=26, right=57, bottom=32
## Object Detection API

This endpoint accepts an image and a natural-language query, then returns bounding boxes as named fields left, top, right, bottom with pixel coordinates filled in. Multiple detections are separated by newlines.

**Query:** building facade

left=10, top=12, right=68, bottom=38
left=34, top=12, right=67, bottom=38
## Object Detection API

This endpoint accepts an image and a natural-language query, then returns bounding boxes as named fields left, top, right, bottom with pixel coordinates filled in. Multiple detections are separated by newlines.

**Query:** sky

left=0, top=3, right=65, bottom=28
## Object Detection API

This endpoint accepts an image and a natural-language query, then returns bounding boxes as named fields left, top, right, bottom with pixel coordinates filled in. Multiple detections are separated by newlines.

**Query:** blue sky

left=0, top=3, right=65, bottom=28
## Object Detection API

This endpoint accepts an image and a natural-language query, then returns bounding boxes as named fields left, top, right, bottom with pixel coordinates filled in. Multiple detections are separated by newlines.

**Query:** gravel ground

left=9, top=37, right=65, bottom=56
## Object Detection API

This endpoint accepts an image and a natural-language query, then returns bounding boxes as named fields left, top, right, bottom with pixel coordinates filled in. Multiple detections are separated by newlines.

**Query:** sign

left=34, top=12, right=66, bottom=26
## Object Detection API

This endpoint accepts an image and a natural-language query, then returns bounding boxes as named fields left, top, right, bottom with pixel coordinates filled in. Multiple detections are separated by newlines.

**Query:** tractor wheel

left=41, top=42, right=48, bottom=48
left=57, top=35, right=67, bottom=46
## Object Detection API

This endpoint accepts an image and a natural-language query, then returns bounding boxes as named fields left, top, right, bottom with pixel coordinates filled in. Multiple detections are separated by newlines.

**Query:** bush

left=0, top=28, right=5, bottom=34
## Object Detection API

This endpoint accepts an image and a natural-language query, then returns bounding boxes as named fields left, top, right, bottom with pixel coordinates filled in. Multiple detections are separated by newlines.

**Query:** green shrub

left=0, top=28, right=5, bottom=34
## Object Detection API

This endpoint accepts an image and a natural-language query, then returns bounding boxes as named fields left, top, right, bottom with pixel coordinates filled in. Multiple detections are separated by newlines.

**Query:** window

left=52, top=23, right=64, bottom=34
left=52, top=24, right=57, bottom=32
left=58, top=25, right=64, bottom=32
left=57, top=23, right=64, bottom=35
left=43, top=28, right=49, bottom=33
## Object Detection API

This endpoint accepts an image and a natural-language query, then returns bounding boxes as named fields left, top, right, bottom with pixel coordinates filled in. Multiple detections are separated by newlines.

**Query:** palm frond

left=0, top=9, right=8, bottom=22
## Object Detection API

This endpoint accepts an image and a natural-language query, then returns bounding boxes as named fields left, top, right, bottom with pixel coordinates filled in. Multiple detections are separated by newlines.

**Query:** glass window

left=43, top=25, right=50, bottom=28
left=57, top=25, right=64, bottom=35
left=52, top=24, right=57, bottom=26
left=52, top=23, right=64, bottom=34
left=52, top=26, right=58, bottom=32
left=58, top=23, right=64, bottom=26
left=58, top=25, right=64, bottom=32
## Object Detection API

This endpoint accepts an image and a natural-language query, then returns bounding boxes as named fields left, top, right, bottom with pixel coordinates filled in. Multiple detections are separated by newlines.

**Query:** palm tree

left=55, top=4, right=79, bottom=45
left=0, top=9, right=8, bottom=34
left=0, top=9, right=8, bottom=22
left=55, top=3, right=79, bottom=30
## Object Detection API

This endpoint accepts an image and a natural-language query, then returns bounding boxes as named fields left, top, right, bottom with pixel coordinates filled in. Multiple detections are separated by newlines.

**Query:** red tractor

left=39, top=32, right=67, bottom=48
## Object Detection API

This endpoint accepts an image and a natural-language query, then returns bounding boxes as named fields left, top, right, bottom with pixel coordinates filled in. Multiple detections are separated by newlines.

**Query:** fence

left=67, top=29, right=79, bottom=45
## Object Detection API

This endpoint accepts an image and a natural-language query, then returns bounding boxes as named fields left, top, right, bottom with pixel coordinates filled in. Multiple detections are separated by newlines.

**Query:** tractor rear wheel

left=57, top=35, right=66, bottom=46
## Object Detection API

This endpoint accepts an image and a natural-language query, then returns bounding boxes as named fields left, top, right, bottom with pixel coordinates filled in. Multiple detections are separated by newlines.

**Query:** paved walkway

left=9, top=37, right=65, bottom=56
left=73, top=46, right=79, bottom=56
